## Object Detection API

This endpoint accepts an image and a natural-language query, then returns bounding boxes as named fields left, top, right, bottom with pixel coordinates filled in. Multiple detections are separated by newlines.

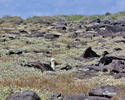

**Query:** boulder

left=63, top=94, right=85, bottom=100
left=50, top=93, right=110, bottom=100
left=76, top=64, right=109, bottom=72
left=60, top=64, right=72, bottom=71
left=6, top=91, right=41, bottom=100
left=113, top=73, right=125, bottom=79
left=81, top=47, right=100, bottom=58
left=8, top=50, right=23, bottom=55
left=89, top=85, right=120, bottom=98
left=25, top=32, right=45, bottom=37
left=105, top=25, right=122, bottom=33
left=76, top=70, right=97, bottom=79
left=55, top=26, right=67, bottom=30
left=115, top=40, right=125, bottom=43
left=19, top=30, right=28, bottom=34
left=44, top=34, right=60, bottom=40
left=109, top=60, right=125, bottom=73
left=90, top=18, right=101, bottom=23
left=114, top=48, right=122, bottom=51
left=49, top=93, right=62, bottom=100
left=63, top=95, right=110, bottom=100
left=98, top=56, right=125, bottom=65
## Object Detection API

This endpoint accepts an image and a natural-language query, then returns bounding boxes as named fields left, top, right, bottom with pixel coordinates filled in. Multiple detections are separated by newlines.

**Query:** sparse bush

left=26, top=16, right=65, bottom=24
left=1, top=15, right=24, bottom=24
left=105, top=12, right=111, bottom=16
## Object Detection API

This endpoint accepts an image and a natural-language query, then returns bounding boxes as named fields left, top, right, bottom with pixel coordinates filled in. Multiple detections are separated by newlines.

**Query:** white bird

left=25, top=58, right=61, bottom=72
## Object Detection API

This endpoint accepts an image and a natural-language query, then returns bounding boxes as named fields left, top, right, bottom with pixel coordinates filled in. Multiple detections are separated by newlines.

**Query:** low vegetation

left=0, top=11, right=125, bottom=99
left=0, top=11, right=125, bottom=25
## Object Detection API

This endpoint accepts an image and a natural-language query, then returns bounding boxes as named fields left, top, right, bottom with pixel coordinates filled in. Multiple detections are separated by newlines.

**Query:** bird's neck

left=51, top=61, right=55, bottom=70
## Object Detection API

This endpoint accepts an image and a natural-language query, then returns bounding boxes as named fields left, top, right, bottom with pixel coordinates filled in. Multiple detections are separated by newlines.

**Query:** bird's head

left=50, top=58, right=61, bottom=70
left=50, top=58, right=61, bottom=65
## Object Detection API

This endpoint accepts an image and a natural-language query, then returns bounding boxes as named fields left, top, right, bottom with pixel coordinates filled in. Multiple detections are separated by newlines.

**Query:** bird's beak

left=55, top=60, right=61, bottom=65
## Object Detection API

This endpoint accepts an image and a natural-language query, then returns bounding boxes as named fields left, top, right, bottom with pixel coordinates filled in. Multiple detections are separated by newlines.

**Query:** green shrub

left=66, top=15, right=85, bottom=21
left=105, top=12, right=111, bottom=16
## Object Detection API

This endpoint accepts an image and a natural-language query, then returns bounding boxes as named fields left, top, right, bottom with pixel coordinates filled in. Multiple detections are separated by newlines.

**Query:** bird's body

left=25, top=58, right=60, bottom=72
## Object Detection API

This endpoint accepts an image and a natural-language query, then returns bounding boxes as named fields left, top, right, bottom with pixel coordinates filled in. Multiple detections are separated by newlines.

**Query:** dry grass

left=0, top=73, right=94, bottom=95
left=0, top=57, right=12, bottom=63
left=0, top=21, right=125, bottom=100
left=51, top=50, right=66, bottom=55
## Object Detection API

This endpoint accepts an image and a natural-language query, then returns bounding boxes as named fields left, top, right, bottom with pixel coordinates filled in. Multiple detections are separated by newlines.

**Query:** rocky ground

left=0, top=19, right=125, bottom=100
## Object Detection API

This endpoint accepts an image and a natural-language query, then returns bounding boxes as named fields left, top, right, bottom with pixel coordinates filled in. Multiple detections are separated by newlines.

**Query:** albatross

left=25, top=58, right=61, bottom=72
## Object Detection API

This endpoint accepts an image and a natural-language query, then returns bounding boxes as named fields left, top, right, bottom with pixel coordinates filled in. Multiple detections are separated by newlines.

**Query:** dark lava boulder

left=49, top=93, right=62, bottom=100
left=114, top=48, right=122, bottom=51
left=76, top=64, right=109, bottom=72
left=76, top=70, right=97, bottom=79
left=90, top=18, right=101, bottom=23
left=63, top=94, right=85, bottom=100
left=81, top=47, right=100, bottom=58
left=89, top=85, right=120, bottom=98
left=8, top=50, right=23, bottom=55
left=60, top=64, right=72, bottom=71
left=109, top=60, right=125, bottom=73
left=63, top=95, right=110, bottom=100
left=105, top=25, right=122, bottom=33
left=98, top=56, right=125, bottom=65
left=44, top=33, right=60, bottom=40
left=19, top=30, right=28, bottom=34
left=98, top=56, right=113, bottom=65
left=50, top=93, right=110, bottom=100
left=6, top=91, right=41, bottom=100
left=55, top=26, right=67, bottom=30
left=115, top=40, right=125, bottom=43
left=113, top=73, right=125, bottom=79
left=31, top=32, right=45, bottom=37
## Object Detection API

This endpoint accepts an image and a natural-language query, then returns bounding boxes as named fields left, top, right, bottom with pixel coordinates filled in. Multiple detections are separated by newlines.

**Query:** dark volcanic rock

left=44, top=34, right=60, bottom=40
left=109, top=60, right=125, bottom=73
left=0, top=38, right=7, bottom=42
left=49, top=93, right=62, bottom=100
left=8, top=50, right=23, bottom=55
left=25, top=32, right=45, bottom=37
left=105, top=25, right=122, bottom=33
left=115, top=40, right=125, bottom=43
left=98, top=56, right=113, bottom=65
left=63, top=94, right=85, bottom=100
left=63, top=95, right=110, bottom=100
left=114, top=48, right=122, bottom=51
left=55, top=26, right=67, bottom=30
left=90, top=18, right=101, bottom=23
left=33, top=49, right=51, bottom=54
left=98, top=56, right=125, bottom=65
left=76, top=64, right=109, bottom=72
left=76, top=70, right=97, bottom=79
left=113, top=73, right=125, bottom=79
left=50, top=93, right=110, bottom=100
left=31, top=32, right=45, bottom=37
left=19, top=30, right=28, bottom=34
left=77, top=56, right=125, bottom=75
left=6, top=91, right=41, bottom=100
left=89, top=85, right=120, bottom=98
left=81, top=47, right=100, bottom=58
left=60, top=64, right=72, bottom=71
